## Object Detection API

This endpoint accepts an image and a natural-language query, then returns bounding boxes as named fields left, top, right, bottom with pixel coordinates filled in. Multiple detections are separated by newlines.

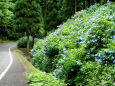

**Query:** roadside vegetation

left=31, top=2, right=115, bottom=86
left=15, top=50, right=66, bottom=86
left=0, top=0, right=115, bottom=86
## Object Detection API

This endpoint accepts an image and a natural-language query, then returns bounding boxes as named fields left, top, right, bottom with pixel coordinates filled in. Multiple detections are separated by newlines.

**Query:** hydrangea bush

left=31, top=2, right=115, bottom=86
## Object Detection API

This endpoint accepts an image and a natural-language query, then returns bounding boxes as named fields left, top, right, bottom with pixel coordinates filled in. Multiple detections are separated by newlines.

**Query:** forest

left=0, top=0, right=115, bottom=86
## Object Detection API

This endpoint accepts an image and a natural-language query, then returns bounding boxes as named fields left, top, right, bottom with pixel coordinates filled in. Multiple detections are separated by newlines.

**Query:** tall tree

left=38, top=0, right=103, bottom=35
left=0, top=0, right=13, bottom=39
left=14, top=0, right=43, bottom=50
left=38, top=0, right=60, bottom=34
left=58, top=0, right=104, bottom=23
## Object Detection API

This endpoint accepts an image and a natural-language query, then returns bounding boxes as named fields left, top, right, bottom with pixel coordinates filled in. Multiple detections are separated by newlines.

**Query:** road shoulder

left=13, top=49, right=38, bottom=73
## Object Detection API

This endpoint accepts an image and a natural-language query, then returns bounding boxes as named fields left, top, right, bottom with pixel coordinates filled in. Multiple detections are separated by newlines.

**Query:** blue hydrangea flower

left=111, top=56, right=114, bottom=60
left=113, top=60, right=115, bottom=64
left=77, top=61, right=81, bottom=66
left=63, top=49, right=68, bottom=53
left=60, top=68, right=63, bottom=73
left=94, top=54, right=98, bottom=57
left=70, top=69, right=74, bottom=72
left=105, top=74, right=111, bottom=78
left=52, top=72, right=57, bottom=77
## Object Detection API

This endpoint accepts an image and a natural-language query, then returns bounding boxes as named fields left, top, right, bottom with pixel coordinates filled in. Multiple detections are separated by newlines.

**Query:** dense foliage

left=14, top=0, right=44, bottom=49
left=0, top=0, right=14, bottom=39
left=17, top=37, right=33, bottom=48
left=38, top=0, right=107, bottom=33
left=58, top=0, right=107, bottom=22
left=1, top=0, right=107, bottom=40
left=31, top=3, right=115, bottom=86
left=28, top=72, right=66, bottom=86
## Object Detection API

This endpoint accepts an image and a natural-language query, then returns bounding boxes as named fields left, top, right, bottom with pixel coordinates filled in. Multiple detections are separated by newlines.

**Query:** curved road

left=0, top=43, right=28, bottom=86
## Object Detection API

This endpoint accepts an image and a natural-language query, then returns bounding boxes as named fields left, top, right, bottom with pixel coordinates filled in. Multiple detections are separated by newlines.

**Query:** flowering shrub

left=31, top=2, right=115, bottom=86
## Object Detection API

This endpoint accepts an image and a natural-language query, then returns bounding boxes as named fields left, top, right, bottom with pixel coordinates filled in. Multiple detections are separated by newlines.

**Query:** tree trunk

left=87, top=0, right=91, bottom=7
left=32, top=36, right=35, bottom=48
left=84, top=0, right=86, bottom=9
left=27, top=35, right=30, bottom=51
left=75, top=0, right=77, bottom=13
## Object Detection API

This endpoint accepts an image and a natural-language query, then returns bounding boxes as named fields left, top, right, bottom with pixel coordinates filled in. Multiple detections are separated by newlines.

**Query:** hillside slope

left=31, top=2, right=115, bottom=86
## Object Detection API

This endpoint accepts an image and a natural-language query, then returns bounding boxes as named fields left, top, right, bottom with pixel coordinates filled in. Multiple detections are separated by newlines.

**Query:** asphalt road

left=0, top=43, right=28, bottom=86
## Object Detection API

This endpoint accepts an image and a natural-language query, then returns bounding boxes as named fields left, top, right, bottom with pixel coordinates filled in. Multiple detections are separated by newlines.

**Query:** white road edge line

left=0, top=48, right=13, bottom=80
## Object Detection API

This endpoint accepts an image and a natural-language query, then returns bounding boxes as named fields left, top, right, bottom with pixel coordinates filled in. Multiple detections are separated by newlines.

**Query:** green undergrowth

left=27, top=72, right=66, bottom=86
left=15, top=50, right=66, bottom=86
left=30, top=2, right=115, bottom=86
